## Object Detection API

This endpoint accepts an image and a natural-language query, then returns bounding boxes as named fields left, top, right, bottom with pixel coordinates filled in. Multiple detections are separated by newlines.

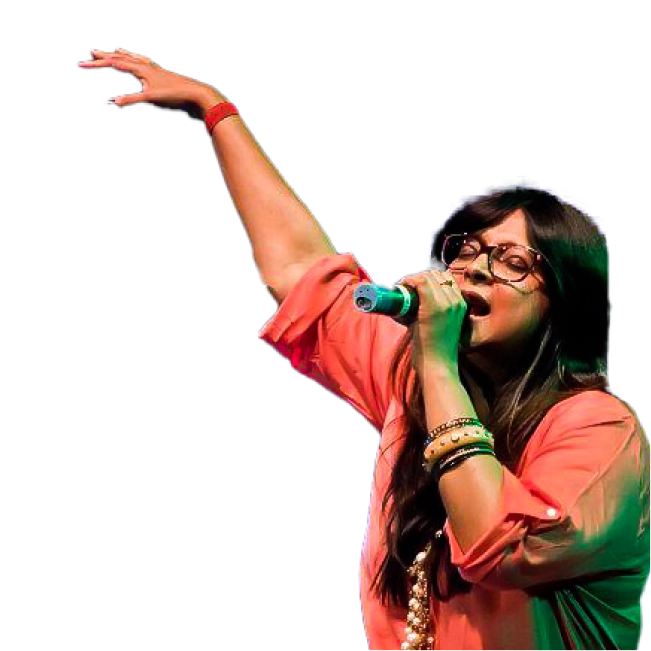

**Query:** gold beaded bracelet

left=427, top=417, right=483, bottom=440
left=422, top=426, right=494, bottom=472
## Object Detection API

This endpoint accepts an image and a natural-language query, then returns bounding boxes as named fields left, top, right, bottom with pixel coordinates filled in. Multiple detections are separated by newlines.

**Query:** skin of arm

left=192, top=87, right=337, bottom=295
left=420, top=361, right=504, bottom=553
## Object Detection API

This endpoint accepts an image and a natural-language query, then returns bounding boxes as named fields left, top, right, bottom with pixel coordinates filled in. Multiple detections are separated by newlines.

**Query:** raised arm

left=80, top=48, right=338, bottom=304
left=194, top=86, right=338, bottom=302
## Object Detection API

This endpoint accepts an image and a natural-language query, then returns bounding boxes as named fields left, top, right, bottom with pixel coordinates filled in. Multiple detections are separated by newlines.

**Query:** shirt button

left=546, top=508, right=557, bottom=517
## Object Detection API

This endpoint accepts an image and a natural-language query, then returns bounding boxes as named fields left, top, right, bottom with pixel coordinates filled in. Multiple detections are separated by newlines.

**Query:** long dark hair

left=370, top=186, right=610, bottom=607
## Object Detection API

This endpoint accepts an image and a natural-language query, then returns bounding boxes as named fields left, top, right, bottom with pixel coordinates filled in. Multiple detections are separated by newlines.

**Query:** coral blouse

left=258, top=253, right=649, bottom=649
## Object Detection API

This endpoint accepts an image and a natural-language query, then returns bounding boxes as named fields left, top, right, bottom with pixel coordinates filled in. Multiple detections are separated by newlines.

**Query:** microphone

left=353, top=282, right=420, bottom=326
left=353, top=281, right=473, bottom=345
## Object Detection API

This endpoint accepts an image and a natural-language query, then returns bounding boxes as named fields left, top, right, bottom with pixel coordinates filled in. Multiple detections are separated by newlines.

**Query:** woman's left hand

left=396, top=269, right=468, bottom=378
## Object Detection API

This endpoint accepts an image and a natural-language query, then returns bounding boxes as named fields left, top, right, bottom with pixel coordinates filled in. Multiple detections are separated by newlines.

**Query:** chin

left=460, top=316, right=492, bottom=352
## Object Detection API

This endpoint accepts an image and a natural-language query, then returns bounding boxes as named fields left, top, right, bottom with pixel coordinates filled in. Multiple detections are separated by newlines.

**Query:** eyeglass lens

left=442, top=235, right=535, bottom=281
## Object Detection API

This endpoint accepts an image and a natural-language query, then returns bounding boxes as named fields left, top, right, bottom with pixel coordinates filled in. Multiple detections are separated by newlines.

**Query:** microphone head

left=353, top=282, right=380, bottom=312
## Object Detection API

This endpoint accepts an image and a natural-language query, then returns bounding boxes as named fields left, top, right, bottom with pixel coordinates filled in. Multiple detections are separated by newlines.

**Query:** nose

left=463, top=252, right=493, bottom=282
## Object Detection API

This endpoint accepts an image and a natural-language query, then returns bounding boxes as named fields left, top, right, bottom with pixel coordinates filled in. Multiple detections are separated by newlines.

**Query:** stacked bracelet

left=422, top=416, right=495, bottom=475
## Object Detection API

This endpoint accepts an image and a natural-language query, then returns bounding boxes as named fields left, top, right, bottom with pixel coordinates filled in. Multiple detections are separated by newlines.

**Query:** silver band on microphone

left=395, top=284, right=413, bottom=317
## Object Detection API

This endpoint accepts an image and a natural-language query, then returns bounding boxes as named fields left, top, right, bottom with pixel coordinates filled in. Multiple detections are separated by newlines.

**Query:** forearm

left=421, top=363, right=504, bottom=552
left=195, top=87, right=337, bottom=285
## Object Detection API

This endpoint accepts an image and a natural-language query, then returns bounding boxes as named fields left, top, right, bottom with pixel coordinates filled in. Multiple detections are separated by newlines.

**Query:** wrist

left=419, top=359, right=459, bottom=381
left=194, top=85, right=229, bottom=120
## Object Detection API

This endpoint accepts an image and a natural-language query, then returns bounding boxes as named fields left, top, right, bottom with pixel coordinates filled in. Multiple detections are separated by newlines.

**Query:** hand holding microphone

left=354, top=269, right=470, bottom=375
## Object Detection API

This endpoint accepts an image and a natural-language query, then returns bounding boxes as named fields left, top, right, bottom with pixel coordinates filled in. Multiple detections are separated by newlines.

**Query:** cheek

left=517, top=312, right=542, bottom=340
left=490, top=301, right=540, bottom=340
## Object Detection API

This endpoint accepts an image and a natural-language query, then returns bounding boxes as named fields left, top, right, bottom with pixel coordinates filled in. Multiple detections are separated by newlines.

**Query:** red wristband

left=205, top=102, right=239, bottom=135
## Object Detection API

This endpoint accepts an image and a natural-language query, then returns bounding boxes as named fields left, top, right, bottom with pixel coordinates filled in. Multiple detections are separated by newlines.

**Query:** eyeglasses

left=440, top=233, right=551, bottom=282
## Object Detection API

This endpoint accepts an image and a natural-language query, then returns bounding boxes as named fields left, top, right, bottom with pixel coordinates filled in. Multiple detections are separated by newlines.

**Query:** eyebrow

left=468, top=234, right=526, bottom=247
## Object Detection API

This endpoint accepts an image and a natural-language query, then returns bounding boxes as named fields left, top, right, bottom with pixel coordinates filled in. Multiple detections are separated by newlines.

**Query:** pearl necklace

left=401, top=535, right=438, bottom=650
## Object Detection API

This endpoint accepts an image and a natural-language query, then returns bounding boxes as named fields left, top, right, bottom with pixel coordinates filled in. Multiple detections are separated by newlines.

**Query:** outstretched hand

left=78, top=48, right=223, bottom=119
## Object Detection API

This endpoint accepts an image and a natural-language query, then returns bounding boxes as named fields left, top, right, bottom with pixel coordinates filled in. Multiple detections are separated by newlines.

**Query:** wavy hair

left=369, top=186, right=611, bottom=607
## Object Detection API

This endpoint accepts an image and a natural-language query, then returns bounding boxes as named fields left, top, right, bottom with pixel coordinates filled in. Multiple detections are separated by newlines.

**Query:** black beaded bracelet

left=432, top=446, right=496, bottom=482
left=422, top=440, right=494, bottom=474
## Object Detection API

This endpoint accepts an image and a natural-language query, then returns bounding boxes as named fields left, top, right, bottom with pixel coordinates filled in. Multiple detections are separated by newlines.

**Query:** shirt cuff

left=444, top=465, right=565, bottom=585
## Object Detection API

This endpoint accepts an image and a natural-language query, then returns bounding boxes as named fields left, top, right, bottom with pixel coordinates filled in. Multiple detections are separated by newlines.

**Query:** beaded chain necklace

left=401, top=528, right=443, bottom=650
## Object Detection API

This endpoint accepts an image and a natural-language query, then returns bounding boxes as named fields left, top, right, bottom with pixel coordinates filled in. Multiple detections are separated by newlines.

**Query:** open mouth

left=465, top=295, right=491, bottom=319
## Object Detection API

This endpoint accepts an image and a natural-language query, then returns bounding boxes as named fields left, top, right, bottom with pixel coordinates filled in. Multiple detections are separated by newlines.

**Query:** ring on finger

left=433, top=271, right=454, bottom=287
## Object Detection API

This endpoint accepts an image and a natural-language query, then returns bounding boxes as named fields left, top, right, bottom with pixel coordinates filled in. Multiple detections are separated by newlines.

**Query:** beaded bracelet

left=422, top=426, right=494, bottom=471
left=423, top=423, right=492, bottom=454
left=433, top=446, right=496, bottom=483
left=428, top=417, right=483, bottom=440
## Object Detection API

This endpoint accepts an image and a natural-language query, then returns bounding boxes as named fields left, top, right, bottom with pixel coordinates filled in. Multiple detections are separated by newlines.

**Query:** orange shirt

left=259, top=253, right=649, bottom=649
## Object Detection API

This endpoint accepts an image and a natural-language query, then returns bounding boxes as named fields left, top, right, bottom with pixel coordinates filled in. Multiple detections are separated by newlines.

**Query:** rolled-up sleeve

left=444, top=393, right=650, bottom=590
left=259, top=252, right=407, bottom=433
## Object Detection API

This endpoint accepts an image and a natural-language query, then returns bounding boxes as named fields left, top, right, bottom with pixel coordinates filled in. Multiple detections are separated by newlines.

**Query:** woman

left=80, top=49, right=649, bottom=649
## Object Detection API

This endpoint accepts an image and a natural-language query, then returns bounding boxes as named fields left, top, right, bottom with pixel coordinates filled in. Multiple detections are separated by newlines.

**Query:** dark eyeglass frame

left=441, top=232, right=553, bottom=283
